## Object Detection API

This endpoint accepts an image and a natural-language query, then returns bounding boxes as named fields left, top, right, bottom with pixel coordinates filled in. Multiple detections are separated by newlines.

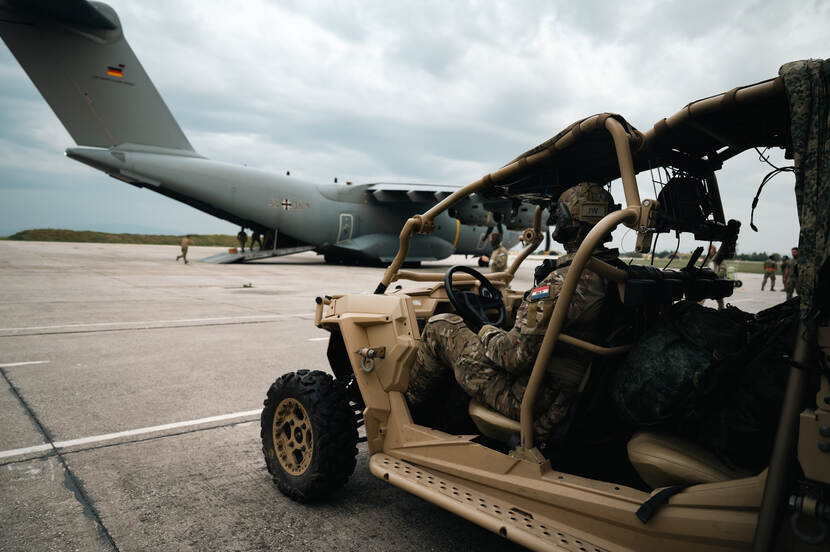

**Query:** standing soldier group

left=237, top=227, right=263, bottom=253
left=759, top=250, right=799, bottom=299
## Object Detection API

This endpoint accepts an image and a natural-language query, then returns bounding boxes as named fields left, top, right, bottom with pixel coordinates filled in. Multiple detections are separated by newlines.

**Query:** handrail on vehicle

left=516, top=207, right=637, bottom=453
left=374, top=113, right=646, bottom=294
left=517, top=116, right=642, bottom=453
left=372, top=114, right=693, bottom=457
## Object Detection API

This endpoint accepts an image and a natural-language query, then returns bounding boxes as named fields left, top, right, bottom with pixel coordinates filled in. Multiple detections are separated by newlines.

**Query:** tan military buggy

left=261, top=59, right=830, bottom=551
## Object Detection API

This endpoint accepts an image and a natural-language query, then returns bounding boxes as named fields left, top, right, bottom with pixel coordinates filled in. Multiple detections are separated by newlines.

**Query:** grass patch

left=5, top=229, right=239, bottom=247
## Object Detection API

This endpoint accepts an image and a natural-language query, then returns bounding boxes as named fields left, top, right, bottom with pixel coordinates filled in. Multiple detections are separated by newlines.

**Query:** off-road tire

left=261, top=370, right=358, bottom=502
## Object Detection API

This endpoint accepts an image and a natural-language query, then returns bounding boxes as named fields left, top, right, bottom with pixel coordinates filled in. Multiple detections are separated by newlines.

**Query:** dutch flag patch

left=529, top=285, right=550, bottom=302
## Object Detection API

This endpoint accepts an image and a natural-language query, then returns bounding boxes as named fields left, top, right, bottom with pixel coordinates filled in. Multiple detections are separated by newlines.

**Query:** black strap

left=636, top=485, right=690, bottom=524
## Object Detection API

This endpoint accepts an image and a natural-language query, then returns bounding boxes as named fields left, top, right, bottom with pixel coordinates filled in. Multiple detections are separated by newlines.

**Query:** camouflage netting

left=780, top=58, right=830, bottom=322
left=613, top=300, right=799, bottom=470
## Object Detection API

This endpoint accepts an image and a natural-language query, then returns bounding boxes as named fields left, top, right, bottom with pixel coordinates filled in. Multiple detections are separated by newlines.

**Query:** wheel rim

left=272, top=398, right=314, bottom=476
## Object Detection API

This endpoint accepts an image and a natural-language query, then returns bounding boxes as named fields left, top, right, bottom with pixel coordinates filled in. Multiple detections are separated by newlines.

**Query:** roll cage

left=376, top=75, right=788, bottom=445
left=370, top=76, right=810, bottom=547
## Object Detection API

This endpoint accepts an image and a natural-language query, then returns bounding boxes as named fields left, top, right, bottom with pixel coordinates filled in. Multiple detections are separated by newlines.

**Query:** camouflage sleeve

left=477, top=322, right=541, bottom=375
left=476, top=269, right=588, bottom=375
left=489, top=248, right=508, bottom=272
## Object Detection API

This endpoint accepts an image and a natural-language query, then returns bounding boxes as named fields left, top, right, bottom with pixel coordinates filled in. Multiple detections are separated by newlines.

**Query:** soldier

left=237, top=227, right=247, bottom=253
left=488, top=232, right=509, bottom=273
left=176, top=235, right=195, bottom=264
left=250, top=231, right=263, bottom=251
left=780, top=255, right=790, bottom=292
left=784, top=247, right=799, bottom=300
left=708, top=244, right=727, bottom=310
left=406, top=182, right=619, bottom=441
left=761, top=255, right=777, bottom=291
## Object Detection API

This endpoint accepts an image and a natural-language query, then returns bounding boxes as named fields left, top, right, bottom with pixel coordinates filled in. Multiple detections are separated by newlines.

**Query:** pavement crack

left=0, top=367, right=122, bottom=552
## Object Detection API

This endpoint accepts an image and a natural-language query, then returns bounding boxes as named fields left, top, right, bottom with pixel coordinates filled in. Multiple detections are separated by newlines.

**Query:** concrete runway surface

left=0, top=241, right=788, bottom=552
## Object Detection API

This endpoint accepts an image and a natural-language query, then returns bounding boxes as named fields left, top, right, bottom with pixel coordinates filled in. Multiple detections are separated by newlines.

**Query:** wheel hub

left=272, top=398, right=314, bottom=476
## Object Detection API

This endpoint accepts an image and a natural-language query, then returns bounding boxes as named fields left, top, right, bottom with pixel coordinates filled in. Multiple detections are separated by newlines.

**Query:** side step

left=369, top=453, right=609, bottom=552
left=199, top=246, right=314, bottom=264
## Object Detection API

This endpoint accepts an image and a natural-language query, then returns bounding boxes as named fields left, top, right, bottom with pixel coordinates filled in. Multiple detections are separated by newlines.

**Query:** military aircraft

left=0, top=0, right=543, bottom=264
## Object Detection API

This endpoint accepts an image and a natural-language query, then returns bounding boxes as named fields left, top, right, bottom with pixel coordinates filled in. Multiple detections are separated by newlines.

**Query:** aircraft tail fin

left=0, top=0, right=194, bottom=152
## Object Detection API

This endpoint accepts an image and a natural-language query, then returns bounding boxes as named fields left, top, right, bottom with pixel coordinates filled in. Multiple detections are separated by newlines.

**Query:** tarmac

left=0, top=241, right=789, bottom=552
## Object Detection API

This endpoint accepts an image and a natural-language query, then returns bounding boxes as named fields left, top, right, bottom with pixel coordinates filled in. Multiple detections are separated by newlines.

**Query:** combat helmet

left=551, top=182, right=618, bottom=252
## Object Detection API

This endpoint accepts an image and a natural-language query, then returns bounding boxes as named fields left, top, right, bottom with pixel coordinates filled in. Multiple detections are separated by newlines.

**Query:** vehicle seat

left=468, top=399, right=519, bottom=442
left=626, top=431, right=752, bottom=489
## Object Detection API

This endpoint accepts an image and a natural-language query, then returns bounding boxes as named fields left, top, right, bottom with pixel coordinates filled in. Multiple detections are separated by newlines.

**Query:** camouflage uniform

left=237, top=228, right=247, bottom=252
left=779, top=59, right=830, bottom=319
left=487, top=232, right=509, bottom=273
left=761, top=257, right=776, bottom=290
left=406, top=252, right=613, bottom=440
left=250, top=232, right=263, bottom=250
left=490, top=245, right=509, bottom=273
left=785, top=256, right=798, bottom=300
left=176, top=236, right=194, bottom=264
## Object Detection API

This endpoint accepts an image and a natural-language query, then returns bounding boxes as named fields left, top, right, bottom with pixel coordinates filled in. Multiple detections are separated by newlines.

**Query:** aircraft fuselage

left=66, top=146, right=517, bottom=261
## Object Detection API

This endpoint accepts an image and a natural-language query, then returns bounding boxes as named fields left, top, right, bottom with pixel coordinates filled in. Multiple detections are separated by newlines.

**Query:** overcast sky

left=1, top=0, right=826, bottom=254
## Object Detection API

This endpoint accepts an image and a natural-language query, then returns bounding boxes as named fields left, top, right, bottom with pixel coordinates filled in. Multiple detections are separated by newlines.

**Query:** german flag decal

left=107, top=66, right=123, bottom=77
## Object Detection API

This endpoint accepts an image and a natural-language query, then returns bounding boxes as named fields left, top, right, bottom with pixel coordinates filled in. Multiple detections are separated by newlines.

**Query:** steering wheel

left=444, top=265, right=506, bottom=331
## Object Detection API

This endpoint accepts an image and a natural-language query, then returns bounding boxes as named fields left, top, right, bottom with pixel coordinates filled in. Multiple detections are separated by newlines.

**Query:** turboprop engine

left=448, top=195, right=546, bottom=231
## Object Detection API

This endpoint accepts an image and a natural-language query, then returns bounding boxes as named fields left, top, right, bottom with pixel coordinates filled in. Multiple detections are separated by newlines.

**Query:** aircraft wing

left=363, top=183, right=514, bottom=217
left=362, top=182, right=460, bottom=203
left=360, top=183, right=537, bottom=230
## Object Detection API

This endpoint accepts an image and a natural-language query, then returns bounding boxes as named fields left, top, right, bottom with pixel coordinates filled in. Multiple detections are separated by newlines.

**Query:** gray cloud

left=0, top=0, right=824, bottom=254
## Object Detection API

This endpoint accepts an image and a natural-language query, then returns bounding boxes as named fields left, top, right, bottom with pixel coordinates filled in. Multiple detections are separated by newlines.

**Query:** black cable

left=650, top=232, right=659, bottom=266
left=750, top=166, right=795, bottom=231
left=755, top=147, right=784, bottom=171
left=663, top=232, right=680, bottom=270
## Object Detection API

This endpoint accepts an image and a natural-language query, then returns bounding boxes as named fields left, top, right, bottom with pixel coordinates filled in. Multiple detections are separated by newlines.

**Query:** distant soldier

left=488, top=232, right=509, bottom=273
left=780, top=255, right=790, bottom=291
left=708, top=244, right=726, bottom=310
left=761, top=255, right=776, bottom=291
left=237, top=228, right=247, bottom=252
left=250, top=231, right=263, bottom=251
left=784, top=247, right=799, bottom=300
left=176, top=235, right=195, bottom=264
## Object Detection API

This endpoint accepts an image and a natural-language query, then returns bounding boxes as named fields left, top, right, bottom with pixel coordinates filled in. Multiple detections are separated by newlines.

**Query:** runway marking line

left=0, top=361, right=50, bottom=368
left=0, top=313, right=314, bottom=332
left=0, top=409, right=261, bottom=460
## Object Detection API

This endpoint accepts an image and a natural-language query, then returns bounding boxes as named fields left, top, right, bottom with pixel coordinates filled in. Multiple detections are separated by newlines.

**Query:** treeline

left=655, top=251, right=788, bottom=261
left=6, top=229, right=238, bottom=247
left=624, top=251, right=788, bottom=261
